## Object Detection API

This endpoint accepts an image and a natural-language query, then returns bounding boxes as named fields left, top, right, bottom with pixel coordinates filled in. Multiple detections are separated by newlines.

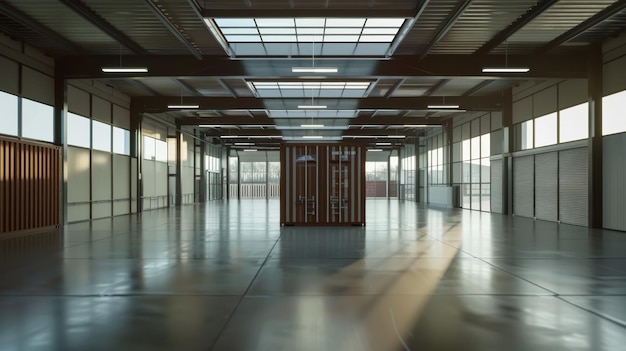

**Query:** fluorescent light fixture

left=234, top=142, right=254, bottom=146
left=403, top=125, right=428, bottom=128
left=199, top=125, right=222, bottom=128
left=291, top=67, right=338, bottom=73
left=168, top=105, right=200, bottom=109
left=482, top=67, right=530, bottom=73
left=387, top=135, right=406, bottom=138
left=302, top=136, right=323, bottom=139
left=102, top=67, right=148, bottom=73
left=298, top=105, right=327, bottom=109
left=428, top=105, right=459, bottom=109
left=300, top=124, right=324, bottom=128
left=220, top=135, right=283, bottom=139
left=368, top=149, right=383, bottom=152
left=376, top=142, right=392, bottom=146
left=243, top=149, right=257, bottom=152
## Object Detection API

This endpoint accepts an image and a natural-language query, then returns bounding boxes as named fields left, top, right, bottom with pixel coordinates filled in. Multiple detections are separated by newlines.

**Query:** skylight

left=251, top=81, right=371, bottom=98
left=268, top=110, right=357, bottom=118
left=207, top=17, right=407, bottom=57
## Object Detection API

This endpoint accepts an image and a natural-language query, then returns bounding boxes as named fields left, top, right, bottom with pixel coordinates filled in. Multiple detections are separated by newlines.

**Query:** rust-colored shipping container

left=280, top=143, right=365, bottom=226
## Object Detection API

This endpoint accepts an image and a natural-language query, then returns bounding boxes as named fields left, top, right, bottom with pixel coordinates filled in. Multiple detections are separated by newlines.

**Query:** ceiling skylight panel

left=359, top=35, right=395, bottom=42
left=220, top=28, right=259, bottom=35
left=325, top=28, right=363, bottom=35
left=297, top=35, right=324, bottom=42
left=326, top=18, right=365, bottom=27
left=215, top=18, right=256, bottom=27
left=259, top=27, right=296, bottom=35
left=324, top=35, right=359, bottom=42
left=226, top=35, right=262, bottom=42
left=361, top=28, right=400, bottom=35
left=296, top=27, right=324, bottom=35
left=262, top=35, right=297, bottom=42
left=364, top=18, right=405, bottom=27
left=295, top=18, right=325, bottom=27
left=255, top=18, right=294, bottom=27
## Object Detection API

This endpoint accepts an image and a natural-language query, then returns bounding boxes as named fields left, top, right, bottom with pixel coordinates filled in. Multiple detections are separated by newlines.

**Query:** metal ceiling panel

left=429, top=0, right=540, bottom=54
left=395, top=0, right=460, bottom=55
left=202, top=0, right=417, bottom=10
left=433, top=78, right=485, bottom=96
left=501, top=0, right=617, bottom=53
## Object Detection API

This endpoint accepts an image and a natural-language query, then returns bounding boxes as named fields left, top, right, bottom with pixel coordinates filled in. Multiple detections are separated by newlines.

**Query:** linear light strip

left=168, top=105, right=199, bottom=109
left=482, top=67, right=530, bottom=73
left=291, top=67, right=338, bottom=73
left=102, top=67, right=148, bottom=73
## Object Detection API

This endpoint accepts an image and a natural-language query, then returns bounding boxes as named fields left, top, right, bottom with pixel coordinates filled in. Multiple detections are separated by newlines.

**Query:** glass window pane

left=143, top=136, right=155, bottom=160
left=255, top=18, right=295, bottom=27
left=325, top=18, right=365, bottom=27
left=481, top=158, right=490, bottom=183
left=364, top=18, right=405, bottom=27
left=560, top=102, right=588, bottom=142
left=22, top=99, right=54, bottom=143
left=515, top=120, right=534, bottom=150
left=92, top=120, right=111, bottom=152
left=67, top=113, right=90, bottom=148
left=534, top=113, right=557, bottom=148
left=295, top=18, right=325, bottom=27
left=215, top=18, right=256, bottom=27
left=0, top=91, right=18, bottom=136
left=602, top=90, right=626, bottom=136
left=112, top=127, right=130, bottom=155
left=480, top=133, right=490, bottom=158
left=481, top=184, right=491, bottom=212
left=358, top=35, right=395, bottom=42
left=471, top=136, right=480, bottom=160
left=462, top=139, right=471, bottom=161
left=155, top=140, right=167, bottom=162
left=226, top=35, right=262, bottom=42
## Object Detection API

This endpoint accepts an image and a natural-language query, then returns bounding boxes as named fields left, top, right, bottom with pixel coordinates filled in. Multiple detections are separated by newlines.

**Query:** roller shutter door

left=513, top=156, right=534, bottom=218
left=490, top=159, right=503, bottom=214
left=535, top=152, right=558, bottom=222
left=559, top=148, right=588, bottom=226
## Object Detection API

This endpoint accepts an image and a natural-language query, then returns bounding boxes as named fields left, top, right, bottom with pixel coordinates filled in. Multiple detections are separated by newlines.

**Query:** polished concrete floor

left=0, top=199, right=625, bottom=351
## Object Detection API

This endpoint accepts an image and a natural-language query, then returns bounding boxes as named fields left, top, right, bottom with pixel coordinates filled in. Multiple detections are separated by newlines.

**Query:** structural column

left=501, top=88, right=514, bottom=215
left=54, top=67, right=67, bottom=226
left=130, top=100, right=142, bottom=213
left=588, top=44, right=603, bottom=228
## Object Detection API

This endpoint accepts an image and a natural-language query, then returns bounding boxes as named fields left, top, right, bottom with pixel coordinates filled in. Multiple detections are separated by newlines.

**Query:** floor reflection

left=0, top=199, right=624, bottom=350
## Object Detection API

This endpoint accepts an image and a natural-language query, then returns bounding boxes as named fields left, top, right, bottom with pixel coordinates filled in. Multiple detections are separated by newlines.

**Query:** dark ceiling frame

left=474, top=0, right=560, bottom=56
left=423, top=79, right=450, bottom=96
left=463, top=80, right=493, bottom=96
left=175, top=79, right=202, bottom=96
left=59, top=0, right=148, bottom=55
left=418, top=0, right=473, bottom=59
left=0, top=1, right=85, bottom=53
left=537, top=0, right=626, bottom=54
left=200, top=8, right=416, bottom=18
left=143, top=0, right=203, bottom=59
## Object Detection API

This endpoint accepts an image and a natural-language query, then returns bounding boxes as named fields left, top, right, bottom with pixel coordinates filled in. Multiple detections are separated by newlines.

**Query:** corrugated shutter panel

left=514, top=155, right=534, bottom=218
left=490, top=159, right=503, bottom=214
left=535, top=152, right=558, bottom=222
left=559, top=148, right=588, bottom=226
left=603, top=134, right=626, bottom=231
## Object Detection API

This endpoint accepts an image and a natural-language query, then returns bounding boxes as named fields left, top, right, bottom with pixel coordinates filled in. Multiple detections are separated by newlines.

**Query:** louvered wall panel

left=602, top=134, right=626, bottom=231
left=513, top=155, right=534, bottom=218
left=535, top=152, right=558, bottom=222
left=559, top=148, right=588, bottom=226
left=490, top=159, right=503, bottom=214
left=0, top=137, right=60, bottom=236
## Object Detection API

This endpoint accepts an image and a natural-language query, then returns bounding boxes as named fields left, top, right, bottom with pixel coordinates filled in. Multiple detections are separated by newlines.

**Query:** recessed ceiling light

left=403, top=125, right=428, bottom=128
left=368, top=149, right=383, bottom=152
left=427, top=105, right=459, bottom=109
left=234, top=142, right=254, bottom=146
left=300, top=124, right=325, bottom=128
left=101, top=67, right=148, bottom=73
left=243, top=149, right=257, bottom=152
left=292, top=67, right=338, bottom=73
left=376, top=142, right=392, bottom=146
left=482, top=67, right=530, bottom=73
left=298, top=105, right=327, bottom=109
left=168, top=105, right=200, bottom=109
left=302, top=136, right=324, bottom=139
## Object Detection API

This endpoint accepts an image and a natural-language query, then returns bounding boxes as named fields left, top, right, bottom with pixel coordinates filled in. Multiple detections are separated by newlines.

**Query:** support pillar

left=588, top=44, right=603, bottom=228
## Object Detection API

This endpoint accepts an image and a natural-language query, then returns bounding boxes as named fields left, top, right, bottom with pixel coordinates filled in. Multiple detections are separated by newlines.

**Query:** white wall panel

left=92, top=96, right=111, bottom=123
left=91, top=150, right=111, bottom=219
left=490, top=159, right=503, bottom=214
left=558, top=79, right=587, bottom=110
left=113, top=155, right=130, bottom=216
left=21, top=67, right=54, bottom=105
left=491, top=111, right=502, bottom=131
left=0, top=56, right=18, bottom=94
left=533, top=86, right=557, bottom=118
left=604, top=55, right=626, bottom=96
left=68, top=85, right=90, bottom=117
left=155, top=162, right=168, bottom=197
left=559, top=148, right=588, bottom=226
left=67, top=147, right=90, bottom=222
left=131, top=159, right=138, bottom=213
left=603, top=133, right=626, bottom=231
left=535, top=152, right=558, bottom=222
left=513, top=96, right=533, bottom=124
left=113, top=105, right=130, bottom=129
left=513, top=156, right=534, bottom=218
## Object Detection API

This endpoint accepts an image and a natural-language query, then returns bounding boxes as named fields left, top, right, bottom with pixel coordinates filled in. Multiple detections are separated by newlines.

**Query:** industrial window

left=112, top=127, right=130, bottom=155
left=67, top=113, right=91, bottom=148
left=143, top=136, right=156, bottom=160
left=534, top=112, right=557, bottom=148
left=602, top=90, right=626, bottom=136
left=514, top=120, right=533, bottom=150
left=0, top=91, right=18, bottom=136
left=155, top=139, right=167, bottom=162
left=22, top=99, right=54, bottom=143
left=92, top=120, right=111, bottom=152
left=559, top=102, right=588, bottom=143
left=208, top=17, right=406, bottom=57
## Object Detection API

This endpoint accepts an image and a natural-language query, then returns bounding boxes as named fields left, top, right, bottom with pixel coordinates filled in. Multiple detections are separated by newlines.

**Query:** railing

left=229, top=183, right=280, bottom=199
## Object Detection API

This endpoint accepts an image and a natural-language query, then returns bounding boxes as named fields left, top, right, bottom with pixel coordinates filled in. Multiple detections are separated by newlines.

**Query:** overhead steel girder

left=418, top=0, right=473, bottom=59
left=59, top=0, right=147, bottom=54
left=201, top=8, right=418, bottom=18
left=179, top=115, right=442, bottom=126
left=57, top=54, right=588, bottom=79
left=135, top=96, right=504, bottom=113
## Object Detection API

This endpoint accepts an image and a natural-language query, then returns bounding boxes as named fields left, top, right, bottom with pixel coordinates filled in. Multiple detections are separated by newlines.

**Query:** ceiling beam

left=463, top=80, right=493, bottom=96
left=423, top=79, right=449, bottom=96
left=143, top=0, right=203, bottom=59
left=474, top=0, right=559, bottom=56
left=0, top=2, right=85, bottom=53
left=201, top=8, right=416, bottom=18
left=58, top=54, right=588, bottom=79
left=175, top=79, right=202, bottom=96
left=418, top=0, right=473, bottom=59
left=59, top=0, right=148, bottom=55
left=135, top=95, right=504, bottom=112
left=537, top=0, right=626, bottom=54
left=383, top=79, right=406, bottom=98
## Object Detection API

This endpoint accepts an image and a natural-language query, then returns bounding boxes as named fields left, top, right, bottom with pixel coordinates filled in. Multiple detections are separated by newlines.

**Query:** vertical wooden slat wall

left=0, top=137, right=60, bottom=236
